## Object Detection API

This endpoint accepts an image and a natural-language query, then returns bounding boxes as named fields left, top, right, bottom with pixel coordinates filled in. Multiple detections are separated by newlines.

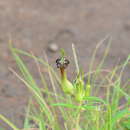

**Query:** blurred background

left=0, top=0, right=130, bottom=129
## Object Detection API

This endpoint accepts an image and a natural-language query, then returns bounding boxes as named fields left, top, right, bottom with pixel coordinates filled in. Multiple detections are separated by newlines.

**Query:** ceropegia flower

left=56, top=49, right=74, bottom=95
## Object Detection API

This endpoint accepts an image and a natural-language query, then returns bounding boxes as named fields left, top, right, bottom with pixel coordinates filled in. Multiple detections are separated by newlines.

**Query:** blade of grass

left=10, top=45, right=54, bottom=121
left=83, top=96, right=107, bottom=105
left=0, top=114, right=19, bottom=130
left=112, top=108, right=130, bottom=128
left=23, top=100, right=31, bottom=128
left=72, top=43, right=79, bottom=74
left=10, top=47, right=60, bottom=84
left=88, top=35, right=110, bottom=84
left=10, top=67, right=54, bottom=123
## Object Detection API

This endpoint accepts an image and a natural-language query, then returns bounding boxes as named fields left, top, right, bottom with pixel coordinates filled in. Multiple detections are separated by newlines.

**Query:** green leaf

left=52, top=103, right=79, bottom=109
left=83, top=96, right=107, bottom=105
left=52, top=103, right=97, bottom=110
left=121, top=118, right=130, bottom=129
left=112, top=108, right=130, bottom=127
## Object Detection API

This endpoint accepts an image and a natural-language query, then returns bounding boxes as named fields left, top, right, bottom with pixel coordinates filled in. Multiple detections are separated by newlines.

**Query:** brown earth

left=0, top=0, right=130, bottom=129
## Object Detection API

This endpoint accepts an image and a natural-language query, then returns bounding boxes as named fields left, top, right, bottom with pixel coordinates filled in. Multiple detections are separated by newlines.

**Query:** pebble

left=48, top=43, right=59, bottom=53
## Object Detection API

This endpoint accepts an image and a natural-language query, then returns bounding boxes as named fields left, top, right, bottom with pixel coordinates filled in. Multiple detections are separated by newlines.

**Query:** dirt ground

left=0, top=0, right=130, bottom=129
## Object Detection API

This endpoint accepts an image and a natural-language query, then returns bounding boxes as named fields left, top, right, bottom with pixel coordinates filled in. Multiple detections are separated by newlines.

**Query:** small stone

left=48, top=43, right=59, bottom=52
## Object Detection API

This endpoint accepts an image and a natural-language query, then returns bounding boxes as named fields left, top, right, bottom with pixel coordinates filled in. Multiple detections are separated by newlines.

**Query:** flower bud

left=85, top=84, right=91, bottom=97
left=74, top=76, right=85, bottom=102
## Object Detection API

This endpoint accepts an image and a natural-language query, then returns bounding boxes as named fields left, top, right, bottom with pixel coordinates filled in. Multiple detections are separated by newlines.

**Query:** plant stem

left=60, top=68, right=67, bottom=80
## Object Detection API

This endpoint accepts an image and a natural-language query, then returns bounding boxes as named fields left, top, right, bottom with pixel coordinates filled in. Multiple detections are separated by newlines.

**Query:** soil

left=0, top=0, right=130, bottom=129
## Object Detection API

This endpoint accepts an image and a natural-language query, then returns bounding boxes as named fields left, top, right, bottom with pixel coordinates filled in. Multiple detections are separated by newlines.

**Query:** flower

left=56, top=56, right=74, bottom=95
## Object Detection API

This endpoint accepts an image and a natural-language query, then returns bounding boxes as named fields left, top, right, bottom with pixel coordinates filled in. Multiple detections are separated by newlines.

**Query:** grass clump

left=0, top=38, right=130, bottom=130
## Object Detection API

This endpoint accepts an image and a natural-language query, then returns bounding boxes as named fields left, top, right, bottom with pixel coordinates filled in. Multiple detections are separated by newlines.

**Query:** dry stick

left=72, top=43, right=79, bottom=74
left=84, top=69, right=112, bottom=77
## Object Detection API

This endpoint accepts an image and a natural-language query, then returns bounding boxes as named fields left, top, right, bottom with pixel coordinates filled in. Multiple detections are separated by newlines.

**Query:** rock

left=48, top=43, right=59, bottom=53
